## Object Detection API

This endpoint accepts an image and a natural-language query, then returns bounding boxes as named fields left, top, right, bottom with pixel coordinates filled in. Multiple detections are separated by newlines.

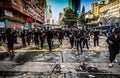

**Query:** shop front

left=5, top=20, right=24, bottom=30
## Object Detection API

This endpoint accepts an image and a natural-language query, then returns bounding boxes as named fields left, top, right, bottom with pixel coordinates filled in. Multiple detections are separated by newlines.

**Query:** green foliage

left=81, top=6, right=85, bottom=14
left=61, top=8, right=78, bottom=26
left=92, top=15, right=99, bottom=20
left=78, top=6, right=86, bottom=26
left=78, top=15, right=85, bottom=25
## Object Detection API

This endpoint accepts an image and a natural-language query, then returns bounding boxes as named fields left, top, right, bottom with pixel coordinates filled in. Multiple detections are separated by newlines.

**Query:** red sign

left=26, top=18, right=32, bottom=22
left=11, top=24, right=22, bottom=29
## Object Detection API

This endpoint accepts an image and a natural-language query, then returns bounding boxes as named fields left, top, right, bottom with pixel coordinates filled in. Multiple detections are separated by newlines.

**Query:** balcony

left=0, top=0, right=30, bottom=17
left=0, top=2, right=12, bottom=8
left=11, top=4, right=30, bottom=17
left=1, top=15, right=25, bottom=23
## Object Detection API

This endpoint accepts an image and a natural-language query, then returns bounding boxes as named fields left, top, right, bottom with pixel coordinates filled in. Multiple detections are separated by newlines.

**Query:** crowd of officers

left=0, top=27, right=101, bottom=59
left=1, top=27, right=120, bottom=67
left=0, top=28, right=100, bottom=52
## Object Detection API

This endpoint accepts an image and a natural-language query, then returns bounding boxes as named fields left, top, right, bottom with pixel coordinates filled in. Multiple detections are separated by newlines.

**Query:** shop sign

left=25, top=22, right=31, bottom=29
left=6, top=20, right=24, bottom=29
left=0, top=22, right=5, bottom=28
left=26, top=18, right=32, bottom=22
left=10, top=24, right=23, bottom=30
left=4, top=10, right=13, bottom=17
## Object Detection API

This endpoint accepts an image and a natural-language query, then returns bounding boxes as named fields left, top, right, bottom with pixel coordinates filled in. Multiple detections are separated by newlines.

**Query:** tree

left=78, top=6, right=86, bottom=26
left=92, top=15, right=99, bottom=20
left=81, top=6, right=85, bottom=16
left=60, top=8, right=78, bottom=26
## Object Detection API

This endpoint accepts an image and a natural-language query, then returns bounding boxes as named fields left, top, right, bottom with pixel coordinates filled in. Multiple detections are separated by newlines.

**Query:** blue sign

left=0, top=22, right=5, bottom=28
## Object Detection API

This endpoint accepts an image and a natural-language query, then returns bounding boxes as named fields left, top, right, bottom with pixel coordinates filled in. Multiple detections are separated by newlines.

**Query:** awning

left=110, top=17, right=120, bottom=23
left=87, top=21, right=98, bottom=25
left=98, top=17, right=120, bottom=25
left=98, top=17, right=109, bottom=25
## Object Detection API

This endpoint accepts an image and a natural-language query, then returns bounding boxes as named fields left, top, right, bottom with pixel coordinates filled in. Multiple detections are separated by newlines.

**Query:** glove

left=69, top=35, right=72, bottom=38
left=108, top=40, right=113, bottom=45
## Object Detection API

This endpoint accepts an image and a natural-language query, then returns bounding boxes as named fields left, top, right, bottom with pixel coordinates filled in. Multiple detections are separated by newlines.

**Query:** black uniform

left=58, top=30, right=64, bottom=44
left=0, top=32, right=2, bottom=45
left=39, top=30, right=46, bottom=49
left=75, top=30, right=83, bottom=52
left=13, top=30, right=17, bottom=43
left=46, top=30, right=53, bottom=51
left=6, top=29, right=14, bottom=50
left=106, top=34, right=120, bottom=63
left=83, top=31, right=90, bottom=50
left=26, top=30, right=32, bottom=45
left=68, top=31, right=74, bottom=48
left=34, top=31, right=39, bottom=45
left=93, top=30, right=100, bottom=46
left=1, top=30, right=6, bottom=42
left=21, top=30, right=26, bottom=47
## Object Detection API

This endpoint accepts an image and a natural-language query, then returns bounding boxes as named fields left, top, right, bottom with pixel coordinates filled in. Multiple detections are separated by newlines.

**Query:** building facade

left=44, top=5, right=53, bottom=29
left=90, top=1, right=104, bottom=17
left=46, top=5, right=52, bottom=24
left=104, top=0, right=115, bottom=4
left=90, top=0, right=120, bottom=25
left=68, top=0, right=81, bottom=14
left=100, top=0, right=120, bottom=24
left=100, top=0, right=120, bottom=18
left=0, top=0, right=46, bottom=29
left=58, top=12, right=64, bottom=24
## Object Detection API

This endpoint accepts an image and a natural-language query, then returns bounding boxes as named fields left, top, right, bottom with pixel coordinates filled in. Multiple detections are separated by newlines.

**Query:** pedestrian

left=33, top=29, right=39, bottom=49
left=0, top=31, right=2, bottom=46
left=69, top=31, right=74, bottom=49
left=21, top=30, right=26, bottom=47
left=39, top=29, right=46, bottom=49
left=6, top=28, right=15, bottom=58
left=13, top=30, right=18, bottom=43
left=26, top=30, right=32, bottom=45
left=1, top=29, right=6, bottom=43
left=93, top=29, right=100, bottom=47
left=46, top=29, right=53, bottom=51
left=83, top=30, right=90, bottom=50
left=57, top=30, right=64, bottom=45
left=75, top=30, right=83, bottom=52
left=106, top=28, right=120, bottom=67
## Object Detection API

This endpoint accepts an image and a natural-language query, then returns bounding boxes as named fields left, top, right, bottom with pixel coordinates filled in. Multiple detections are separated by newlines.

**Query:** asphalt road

left=0, top=36, right=120, bottom=78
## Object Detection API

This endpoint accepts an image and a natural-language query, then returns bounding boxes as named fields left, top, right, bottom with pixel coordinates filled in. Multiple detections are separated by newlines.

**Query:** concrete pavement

left=0, top=36, right=120, bottom=78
